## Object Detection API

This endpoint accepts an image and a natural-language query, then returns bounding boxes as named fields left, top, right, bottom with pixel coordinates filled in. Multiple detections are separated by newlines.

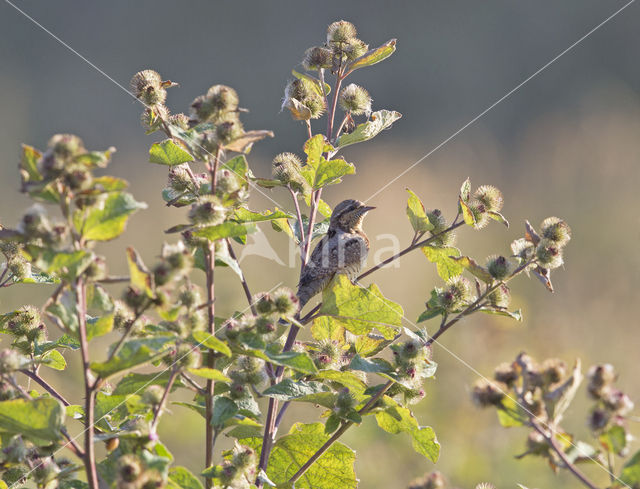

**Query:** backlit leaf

left=0, top=397, right=64, bottom=442
left=149, top=139, right=194, bottom=166
left=336, top=110, right=402, bottom=149
left=346, top=39, right=397, bottom=74
left=421, top=246, right=463, bottom=281
left=80, top=192, right=147, bottom=241
left=406, top=189, right=434, bottom=233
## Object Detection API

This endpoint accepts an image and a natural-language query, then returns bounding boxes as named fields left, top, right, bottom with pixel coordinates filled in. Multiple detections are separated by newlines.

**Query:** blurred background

left=1, top=1, right=639, bottom=488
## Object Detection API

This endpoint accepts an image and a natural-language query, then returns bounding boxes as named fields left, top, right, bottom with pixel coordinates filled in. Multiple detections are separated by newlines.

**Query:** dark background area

left=1, top=2, right=639, bottom=488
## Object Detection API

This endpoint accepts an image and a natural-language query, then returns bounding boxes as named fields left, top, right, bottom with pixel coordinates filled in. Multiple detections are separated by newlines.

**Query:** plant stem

left=151, top=366, right=178, bottom=431
left=76, top=277, right=99, bottom=489
left=226, top=239, right=256, bottom=315
left=20, top=369, right=71, bottom=406
left=529, top=419, right=599, bottom=489
left=288, top=380, right=394, bottom=485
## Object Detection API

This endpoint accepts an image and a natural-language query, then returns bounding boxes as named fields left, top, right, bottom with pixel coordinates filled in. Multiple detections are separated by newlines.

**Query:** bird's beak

left=361, top=205, right=376, bottom=213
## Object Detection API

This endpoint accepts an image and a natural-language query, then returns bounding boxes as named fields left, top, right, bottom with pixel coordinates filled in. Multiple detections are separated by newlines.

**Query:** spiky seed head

left=188, top=195, right=227, bottom=226
left=541, top=358, right=567, bottom=385
left=255, top=317, right=276, bottom=336
left=123, top=286, right=146, bottom=310
left=168, top=113, right=190, bottom=130
left=130, top=70, right=166, bottom=106
left=408, top=471, right=446, bottom=489
left=272, top=287, right=299, bottom=316
left=327, top=20, right=357, bottom=44
left=0, top=349, right=26, bottom=373
left=468, top=200, right=490, bottom=229
left=168, top=164, right=192, bottom=192
left=487, top=255, right=512, bottom=280
left=588, top=408, right=610, bottom=432
left=535, top=239, right=563, bottom=269
left=179, top=287, right=200, bottom=309
left=603, top=389, right=634, bottom=415
left=314, top=339, right=342, bottom=369
left=487, top=284, right=511, bottom=309
left=494, top=361, right=518, bottom=386
left=19, top=204, right=51, bottom=237
left=437, top=276, right=474, bottom=311
left=215, top=113, right=244, bottom=145
left=12, top=305, right=41, bottom=336
left=190, top=94, right=214, bottom=122
left=471, top=379, right=506, bottom=407
left=118, top=453, right=143, bottom=483
left=540, top=217, right=571, bottom=246
left=232, top=446, right=256, bottom=470
left=175, top=344, right=201, bottom=369
left=216, top=169, right=242, bottom=196
left=48, top=134, right=86, bottom=160
left=303, top=46, right=333, bottom=70
left=272, top=152, right=309, bottom=194
left=427, top=209, right=456, bottom=247
left=335, top=388, right=356, bottom=411
left=142, top=385, right=164, bottom=406
left=511, top=238, right=534, bottom=261
left=140, top=105, right=169, bottom=129
left=339, top=84, right=372, bottom=115
left=254, top=293, right=274, bottom=315
left=587, top=364, right=616, bottom=399
left=206, top=85, right=239, bottom=113
left=284, top=79, right=326, bottom=119
left=473, top=185, right=503, bottom=213
left=344, top=38, right=369, bottom=60
left=8, top=257, right=30, bottom=281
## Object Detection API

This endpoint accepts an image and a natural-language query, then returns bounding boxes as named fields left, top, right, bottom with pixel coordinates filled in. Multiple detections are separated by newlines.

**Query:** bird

left=297, top=199, right=375, bottom=308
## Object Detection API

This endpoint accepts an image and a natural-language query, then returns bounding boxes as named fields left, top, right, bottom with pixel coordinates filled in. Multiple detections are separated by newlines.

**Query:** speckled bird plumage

left=297, top=199, right=375, bottom=308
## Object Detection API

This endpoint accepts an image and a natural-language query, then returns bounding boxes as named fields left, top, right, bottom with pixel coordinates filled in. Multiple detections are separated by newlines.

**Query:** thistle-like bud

left=327, top=20, right=357, bottom=44
left=271, top=287, right=299, bottom=317
left=168, top=113, right=190, bottom=130
left=162, top=241, right=193, bottom=272
left=130, top=69, right=166, bottom=106
left=343, top=38, right=369, bottom=61
left=535, top=239, right=563, bottom=269
left=215, top=113, right=244, bottom=145
left=207, top=85, right=239, bottom=113
left=468, top=200, right=490, bottom=229
left=33, top=457, right=59, bottom=485
left=238, top=356, right=266, bottom=385
left=335, top=388, right=356, bottom=411
left=338, top=84, right=372, bottom=115
left=48, top=134, right=86, bottom=160
left=511, top=238, right=534, bottom=263
left=272, top=152, right=309, bottom=194
left=313, top=340, right=342, bottom=369
left=179, top=286, right=201, bottom=309
left=473, top=185, right=503, bottom=213
left=587, top=364, right=616, bottom=399
left=142, top=385, right=165, bottom=406
left=255, top=317, right=276, bottom=336
left=471, top=379, right=506, bottom=407
left=123, top=286, right=147, bottom=311
left=118, top=453, right=143, bottom=483
left=588, top=407, right=611, bottom=432
left=540, top=217, right=571, bottom=247
left=168, top=164, right=193, bottom=192
left=84, top=255, right=107, bottom=281
left=7, top=305, right=40, bottom=337
left=426, top=209, right=456, bottom=247
left=487, top=284, right=511, bottom=308
left=602, top=389, right=634, bottom=415
left=175, top=344, right=201, bottom=369
left=494, top=362, right=518, bottom=386
left=408, top=471, right=446, bottom=489
left=7, top=257, right=30, bottom=281
left=216, top=169, right=242, bottom=197
left=436, top=276, right=473, bottom=311
left=254, top=292, right=274, bottom=315
left=541, top=358, right=566, bottom=385
left=0, top=349, right=26, bottom=374
left=19, top=204, right=51, bottom=238
left=140, top=105, right=169, bottom=130
left=113, top=300, right=134, bottom=331
left=232, top=446, right=256, bottom=470
left=486, top=255, right=512, bottom=280
left=283, top=79, right=326, bottom=119
left=303, top=46, right=333, bottom=70
left=188, top=195, right=227, bottom=226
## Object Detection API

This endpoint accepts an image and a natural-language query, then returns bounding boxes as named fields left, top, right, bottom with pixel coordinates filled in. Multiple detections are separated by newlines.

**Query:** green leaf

left=234, top=207, right=293, bottom=223
left=459, top=178, right=471, bottom=202
left=187, top=368, right=230, bottom=382
left=223, top=130, right=274, bottom=153
left=319, top=275, right=402, bottom=340
left=620, top=450, right=640, bottom=486
left=311, top=316, right=345, bottom=344
left=354, top=333, right=393, bottom=358
left=223, top=155, right=249, bottom=182
left=346, top=39, right=397, bottom=74
left=459, top=197, right=476, bottom=226
left=149, top=139, right=194, bottom=166
left=478, top=307, right=523, bottom=321
left=193, top=222, right=256, bottom=241
left=375, top=404, right=439, bottom=462
left=488, top=211, right=509, bottom=228
left=349, top=354, right=394, bottom=374
left=292, top=70, right=331, bottom=97
left=313, top=158, right=355, bottom=189
left=92, top=175, right=128, bottom=192
left=304, top=134, right=332, bottom=169
left=450, top=256, right=493, bottom=283
left=406, top=189, right=434, bottom=233
left=169, top=467, right=204, bottom=489
left=192, top=331, right=232, bottom=357
left=313, top=370, right=367, bottom=395
left=126, top=247, right=155, bottom=298
left=11, top=268, right=59, bottom=285
left=90, top=336, right=174, bottom=378
left=211, top=396, right=238, bottom=428
left=421, top=246, right=463, bottom=281
left=30, top=248, right=94, bottom=280
left=87, top=314, right=113, bottom=341
left=20, top=144, right=42, bottom=182
left=80, top=192, right=147, bottom=241
left=263, top=379, right=329, bottom=401
left=259, top=422, right=357, bottom=489
left=0, top=397, right=64, bottom=442
left=599, top=425, right=627, bottom=455
left=265, top=350, right=318, bottom=375
left=336, top=110, right=402, bottom=149
left=497, top=396, right=527, bottom=428
left=40, top=349, right=66, bottom=370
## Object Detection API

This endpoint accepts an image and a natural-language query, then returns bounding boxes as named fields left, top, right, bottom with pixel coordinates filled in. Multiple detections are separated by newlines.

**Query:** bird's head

left=330, top=199, right=375, bottom=232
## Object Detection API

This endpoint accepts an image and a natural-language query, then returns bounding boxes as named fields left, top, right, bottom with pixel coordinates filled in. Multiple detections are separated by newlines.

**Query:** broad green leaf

left=90, top=336, right=174, bottom=378
left=303, top=195, right=332, bottom=218
left=126, top=247, right=155, bottom=298
left=406, top=189, right=434, bottom=233
left=600, top=425, right=627, bottom=454
left=0, top=397, right=64, bottom=442
left=421, top=246, right=463, bottom=281
left=375, top=404, right=439, bottom=462
left=87, top=314, right=113, bottom=341
left=40, top=349, right=66, bottom=370
left=20, top=144, right=42, bottom=182
left=223, top=155, right=249, bottom=182
left=417, top=308, right=443, bottom=323
left=450, top=256, right=493, bottom=283
left=92, top=175, right=128, bottom=192
left=336, top=110, right=402, bottom=149
left=265, top=350, right=318, bottom=375
left=234, top=208, right=293, bottom=223
left=349, top=354, right=394, bottom=374
left=252, top=177, right=285, bottom=189
left=354, top=333, right=393, bottom=358
left=81, top=192, right=147, bottom=241
left=314, top=370, right=367, bottom=395
left=497, top=396, right=527, bottom=428
left=319, top=275, right=402, bottom=340
left=30, top=248, right=94, bottom=280
left=263, top=379, right=329, bottom=400
left=193, top=222, right=256, bottom=241
left=304, top=134, right=332, bottom=169
left=313, top=158, right=355, bottom=189
left=11, top=268, right=59, bottom=285
left=311, top=316, right=346, bottom=344
left=114, top=371, right=182, bottom=395
left=149, top=139, right=194, bottom=166
left=620, top=450, right=640, bottom=487
left=211, top=396, right=238, bottom=428
left=187, top=367, right=230, bottom=382
left=74, top=147, right=115, bottom=168
left=259, top=422, right=357, bottom=489
left=292, top=69, right=331, bottom=97
left=46, top=301, right=79, bottom=333
left=86, top=284, right=114, bottom=312
left=346, top=39, right=397, bottom=74
left=169, top=467, right=204, bottom=489
left=223, top=130, right=274, bottom=153
left=271, top=218, right=296, bottom=242
left=192, top=331, right=232, bottom=357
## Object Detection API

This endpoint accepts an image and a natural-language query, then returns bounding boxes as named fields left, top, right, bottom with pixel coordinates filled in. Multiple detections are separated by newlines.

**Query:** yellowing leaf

left=421, top=246, right=463, bottom=281
left=346, top=39, right=397, bottom=74
left=126, top=247, right=155, bottom=298
left=406, top=189, right=434, bottom=233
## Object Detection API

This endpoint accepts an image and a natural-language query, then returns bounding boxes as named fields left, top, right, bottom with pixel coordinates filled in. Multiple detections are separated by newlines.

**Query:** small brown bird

left=297, top=199, right=375, bottom=308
